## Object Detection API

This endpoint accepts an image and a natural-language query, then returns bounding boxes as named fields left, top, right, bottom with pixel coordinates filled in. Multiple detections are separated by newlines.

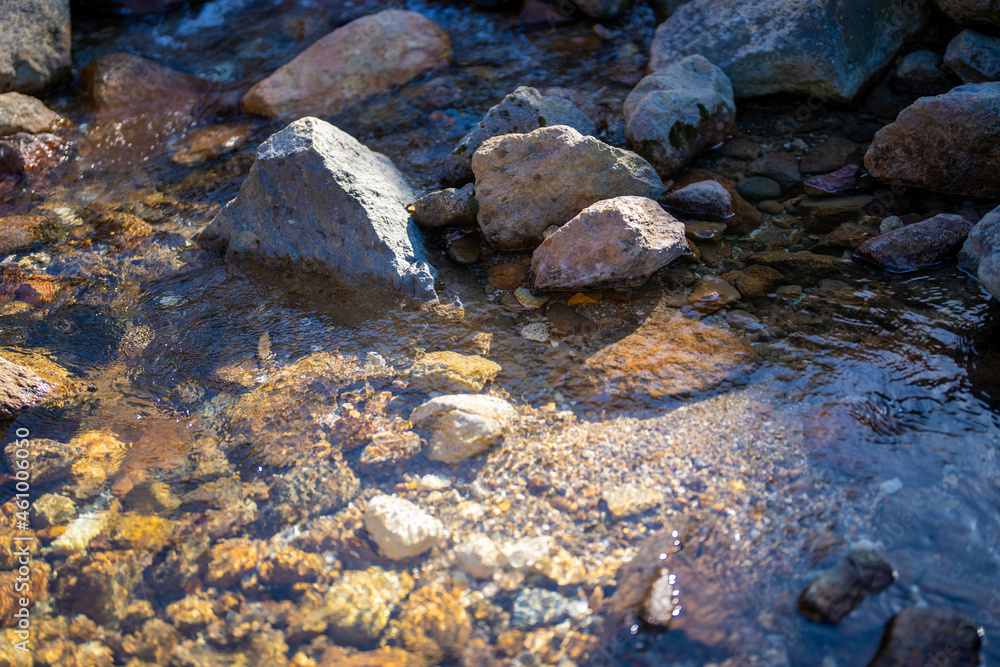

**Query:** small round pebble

left=736, top=176, right=782, bottom=201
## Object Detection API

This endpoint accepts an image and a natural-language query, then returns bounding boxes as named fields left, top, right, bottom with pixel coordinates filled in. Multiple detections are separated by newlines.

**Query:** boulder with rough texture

left=531, top=196, right=686, bottom=290
left=407, top=352, right=501, bottom=393
left=472, top=125, right=663, bottom=249
left=410, top=394, right=516, bottom=463
left=443, top=86, right=596, bottom=184
left=199, top=117, right=437, bottom=299
left=959, top=205, right=1000, bottom=299
left=649, top=0, right=929, bottom=103
left=855, top=214, right=973, bottom=272
left=413, top=183, right=478, bottom=229
left=242, top=10, right=451, bottom=120
left=865, top=83, right=1000, bottom=198
left=0, top=354, right=54, bottom=416
left=867, top=607, right=981, bottom=667
left=624, top=55, right=736, bottom=179
left=945, top=29, right=1000, bottom=83
left=363, top=495, right=444, bottom=560
left=934, top=0, right=1000, bottom=30
left=0, top=93, right=64, bottom=136
left=0, top=0, right=71, bottom=95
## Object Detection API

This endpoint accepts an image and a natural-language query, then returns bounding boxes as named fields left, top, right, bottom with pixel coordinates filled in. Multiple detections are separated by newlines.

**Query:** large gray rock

left=959, top=205, right=1000, bottom=299
left=648, top=0, right=930, bottom=103
left=1, top=354, right=54, bottom=417
left=945, top=29, right=1000, bottom=83
left=199, top=117, right=437, bottom=299
left=935, top=0, right=1000, bottom=30
left=864, top=83, right=1000, bottom=198
left=472, top=125, right=663, bottom=249
left=443, top=86, right=596, bottom=185
left=0, top=0, right=71, bottom=94
left=624, top=55, right=736, bottom=179
left=530, top=196, right=686, bottom=290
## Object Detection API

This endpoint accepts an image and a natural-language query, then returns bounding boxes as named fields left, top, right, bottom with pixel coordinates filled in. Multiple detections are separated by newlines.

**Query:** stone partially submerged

left=0, top=353, right=54, bottom=417
left=472, top=125, right=663, bottom=249
left=959, top=205, right=1000, bottom=300
left=648, top=0, right=929, bottom=103
left=199, top=117, right=437, bottom=299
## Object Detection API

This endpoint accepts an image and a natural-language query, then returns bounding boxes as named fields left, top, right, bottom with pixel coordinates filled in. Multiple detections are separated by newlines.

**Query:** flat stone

left=686, top=275, right=741, bottom=313
left=199, top=117, right=437, bottom=299
left=0, top=93, right=64, bottom=135
left=364, top=495, right=444, bottom=560
left=472, top=125, right=663, bottom=249
left=486, top=263, right=528, bottom=290
left=717, top=136, right=760, bottom=160
left=856, top=213, right=973, bottom=272
left=799, top=195, right=875, bottom=232
left=443, top=86, right=596, bottom=185
left=242, top=10, right=451, bottom=120
left=684, top=220, right=727, bottom=243
left=514, top=286, right=548, bottom=308
left=736, top=176, right=781, bottom=201
left=171, top=122, right=254, bottom=167
left=746, top=251, right=858, bottom=284
left=735, top=265, right=783, bottom=298
left=803, top=164, right=861, bottom=197
left=748, top=151, right=801, bottom=192
left=894, top=50, right=953, bottom=94
left=530, top=196, right=686, bottom=290
left=407, top=351, right=501, bottom=393
left=864, top=83, right=1000, bottom=198
left=624, top=55, right=736, bottom=178
left=410, top=394, right=516, bottom=463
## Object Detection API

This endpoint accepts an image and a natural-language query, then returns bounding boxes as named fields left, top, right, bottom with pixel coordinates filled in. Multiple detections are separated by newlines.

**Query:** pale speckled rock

left=323, top=568, right=414, bottom=645
left=856, top=214, right=973, bottom=272
left=530, top=196, right=686, bottom=290
left=443, top=86, right=596, bottom=184
left=501, top=536, right=555, bottom=573
left=199, top=117, right=437, bottom=299
left=649, top=0, right=929, bottom=103
left=407, top=351, right=501, bottom=393
left=662, top=180, right=734, bottom=220
left=0, top=353, right=54, bottom=416
left=0, top=92, right=63, bottom=136
left=624, top=55, right=736, bottom=178
left=454, top=535, right=507, bottom=578
left=364, top=494, right=444, bottom=560
left=864, top=83, right=1000, bottom=198
left=413, top=183, right=477, bottom=229
left=472, top=125, right=663, bottom=249
left=30, top=493, right=76, bottom=529
left=410, top=394, right=516, bottom=463
left=242, top=10, right=451, bottom=120
left=945, top=29, right=1000, bottom=83
left=959, top=205, right=1000, bottom=299
left=0, top=0, right=71, bottom=95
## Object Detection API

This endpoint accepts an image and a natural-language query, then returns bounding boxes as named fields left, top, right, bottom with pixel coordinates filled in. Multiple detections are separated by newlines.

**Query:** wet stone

left=799, top=136, right=859, bottom=175
left=735, top=264, right=783, bottom=299
left=746, top=251, right=857, bottom=284
left=797, top=545, right=894, bottom=624
left=717, top=136, right=761, bottom=160
left=512, top=588, right=589, bottom=629
left=0, top=92, right=64, bottom=135
left=855, top=213, right=974, bottom=272
left=736, top=176, right=782, bottom=201
left=748, top=151, right=801, bottom=192
left=446, top=234, right=481, bottom=264
left=803, top=164, right=861, bottom=197
left=817, top=222, right=873, bottom=251
left=662, top=180, right=734, bottom=220
left=867, top=607, right=981, bottom=667
left=684, top=220, right=727, bottom=243
left=799, top=195, right=875, bottom=232
left=547, top=303, right=598, bottom=340
left=454, top=535, right=507, bottom=579
left=166, top=594, right=218, bottom=635
left=171, top=122, right=255, bottom=167
left=686, top=275, right=741, bottom=313
left=396, top=583, right=473, bottom=662
left=204, top=538, right=265, bottom=589
left=407, top=351, right=501, bottom=393
left=55, top=551, right=144, bottom=626
left=602, top=483, right=663, bottom=517
left=894, top=50, right=953, bottom=93
left=413, top=183, right=477, bottom=229
left=487, top=263, right=528, bottom=290
left=30, top=493, right=76, bottom=529
left=363, top=494, right=444, bottom=560
left=322, top=568, right=415, bottom=645
left=260, top=460, right=360, bottom=530
left=410, top=393, right=516, bottom=463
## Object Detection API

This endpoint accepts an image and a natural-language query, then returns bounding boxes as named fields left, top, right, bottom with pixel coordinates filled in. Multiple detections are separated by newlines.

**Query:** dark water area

left=0, top=0, right=998, bottom=664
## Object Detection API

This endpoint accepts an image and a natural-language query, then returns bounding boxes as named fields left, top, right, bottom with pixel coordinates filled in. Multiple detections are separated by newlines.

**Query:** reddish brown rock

left=735, top=265, right=783, bottom=298
left=685, top=275, right=741, bottom=313
left=531, top=196, right=686, bottom=290
left=80, top=53, right=214, bottom=118
left=671, top=169, right=763, bottom=236
left=855, top=214, right=973, bottom=272
left=865, top=83, right=1000, bottom=198
left=0, top=133, right=66, bottom=182
left=572, top=313, right=755, bottom=404
left=171, top=122, right=255, bottom=167
left=0, top=213, right=56, bottom=254
left=803, top=164, right=861, bottom=197
left=746, top=251, right=858, bottom=284
left=799, top=136, right=859, bottom=175
left=242, top=10, right=452, bottom=120
left=816, top=222, right=873, bottom=251
left=15, top=279, right=57, bottom=307
left=487, top=263, right=528, bottom=290
left=662, top=180, right=734, bottom=221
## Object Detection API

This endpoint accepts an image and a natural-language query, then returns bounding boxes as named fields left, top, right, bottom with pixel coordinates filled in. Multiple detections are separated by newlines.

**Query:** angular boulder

left=959, top=205, right=1000, bottom=299
left=934, top=0, right=1000, bottom=30
left=944, top=29, right=1000, bottom=83
left=242, top=10, right=451, bottom=120
left=199, top=117, right=437, bottom=299
left=0, top=93, right=64, bottom=136
left=443, top=86, right=596, bottom=185
left=648, top=0, right=929, bottom=103
left=530, top=196, right=686, bottom=290
left=624, top=55, right=736, bottom=178
left=864, top=83, right=1000, bottom=198
left=0, top=0, right=71, bottom=95
left=855, top=214, right=974, bottom=272
left=472, top=125, right=663, bottom=249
